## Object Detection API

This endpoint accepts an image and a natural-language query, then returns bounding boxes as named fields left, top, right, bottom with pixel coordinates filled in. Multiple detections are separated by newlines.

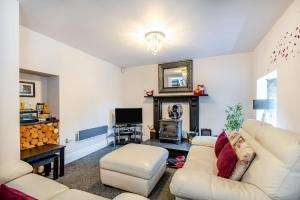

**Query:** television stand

left=113, top=124, right=143, bottom=145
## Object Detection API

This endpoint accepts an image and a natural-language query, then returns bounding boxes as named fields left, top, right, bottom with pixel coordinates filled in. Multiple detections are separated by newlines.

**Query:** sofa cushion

left=52, top=189, right=109, bottom=200
left=230, top=137, right=256, bottom=181
left=0, top=184, right=37, bottom=200
left=191, top=136, right=217, bottom=147
left=6, top=174, right=68, bottom=200
left=113, top=193, right=149, bottom=200
left=184, top=145, right=217, bottom=173
left=215, top=132, right=228, bottom=157
left=100, top=144, right=168, bottom=180
left=217, top=143, right=237, bottom=178
left=0, top=160, right=33, bottom=184
left=170, top=168, right=271, bottom=200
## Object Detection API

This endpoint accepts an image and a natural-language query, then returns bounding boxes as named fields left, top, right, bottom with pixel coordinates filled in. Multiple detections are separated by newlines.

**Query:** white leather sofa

left=0, top=160, right=148, bottom=200
left=170, top=120, right=300, bottom=200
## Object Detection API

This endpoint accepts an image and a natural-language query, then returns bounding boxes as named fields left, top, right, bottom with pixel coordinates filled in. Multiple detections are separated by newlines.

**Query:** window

left=256, top=70, right=277, bottom=126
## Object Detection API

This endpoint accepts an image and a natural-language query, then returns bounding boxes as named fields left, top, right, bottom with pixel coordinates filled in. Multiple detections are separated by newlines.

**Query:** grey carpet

left=57, top=145, right=176, bottom=200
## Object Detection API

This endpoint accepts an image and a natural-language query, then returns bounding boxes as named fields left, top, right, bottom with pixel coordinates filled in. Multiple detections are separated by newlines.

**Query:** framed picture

left=36, top=103, right=45, bottom=114
left=158, top=60, right=193, bottom=93
left=20, top=81, right=35, bottom=97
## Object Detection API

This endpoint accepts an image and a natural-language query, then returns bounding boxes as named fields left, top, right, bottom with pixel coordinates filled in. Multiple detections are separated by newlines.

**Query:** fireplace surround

left=152, top=95, right=202, bottom=139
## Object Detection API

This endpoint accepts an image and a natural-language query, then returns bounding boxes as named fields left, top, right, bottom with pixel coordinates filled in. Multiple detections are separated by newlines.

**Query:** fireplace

left=159, top=119, right=182, bottom=144
left=159, top=104, right=183, bottom=143
left=153, top=95, right=200, bottom=139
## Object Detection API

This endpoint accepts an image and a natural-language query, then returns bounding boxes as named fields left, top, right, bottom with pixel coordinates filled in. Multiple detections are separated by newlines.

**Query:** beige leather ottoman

left=100, top=144, right=168, bottom=197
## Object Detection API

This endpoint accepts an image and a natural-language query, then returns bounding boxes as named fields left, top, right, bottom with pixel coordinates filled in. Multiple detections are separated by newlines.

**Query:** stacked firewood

left=20, top=122, right=59, bottom=150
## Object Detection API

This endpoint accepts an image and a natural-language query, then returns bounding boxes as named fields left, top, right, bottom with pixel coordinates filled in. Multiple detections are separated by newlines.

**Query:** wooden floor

left=143, top=139, right=191, bottom=152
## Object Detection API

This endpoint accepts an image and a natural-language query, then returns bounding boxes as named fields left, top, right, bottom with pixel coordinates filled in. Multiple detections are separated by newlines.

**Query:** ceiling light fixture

left=145, top=31, right=165, bottom=55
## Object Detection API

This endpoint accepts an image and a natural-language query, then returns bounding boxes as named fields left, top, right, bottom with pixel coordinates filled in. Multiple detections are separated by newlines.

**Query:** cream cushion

left=112, top=193, right=149, bottom=200
left=0, top=160, right=33, bottom=184
left=171, top=169, right=270, bottom=200
left=6, top=173, right=68, bottom=200
left=183, top=145, right=216, bottom=173
left=100, top=143, right=168, bottom=179
left=191, top=136, right=216, bottom=147
left=52, top=189, right=109, bottom=200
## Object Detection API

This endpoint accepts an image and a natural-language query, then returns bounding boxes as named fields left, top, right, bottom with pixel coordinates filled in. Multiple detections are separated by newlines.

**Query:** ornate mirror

left=158, top=60, right=193, bottom=93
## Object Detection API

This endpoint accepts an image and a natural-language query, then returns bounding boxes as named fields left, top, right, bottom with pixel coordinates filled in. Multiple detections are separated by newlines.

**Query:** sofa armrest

left=0, top=160, right=33, bottom=184
left=191, top=136, right=216, bottom=147
left=170, top=169, right=270, bottom=200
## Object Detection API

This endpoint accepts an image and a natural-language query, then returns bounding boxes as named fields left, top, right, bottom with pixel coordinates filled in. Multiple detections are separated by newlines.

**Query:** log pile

left=20, top=122, right=59, bottom=150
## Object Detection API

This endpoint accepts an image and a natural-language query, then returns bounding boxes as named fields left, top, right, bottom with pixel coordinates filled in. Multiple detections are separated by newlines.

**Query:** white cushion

left=184, top=145, right=217, bottom=174
left=6, top=173, right=68, bottom=200
left=170, top=168, right=270, bottom=200
left=100, top=144, right=168, bottom=179
left=191, top=136, right=216, bottom=147
left=0, top=160, right=33, bottom=184
left=52, top=189, right=109, bottom=200
left=113, top=193, right=149, bottom=200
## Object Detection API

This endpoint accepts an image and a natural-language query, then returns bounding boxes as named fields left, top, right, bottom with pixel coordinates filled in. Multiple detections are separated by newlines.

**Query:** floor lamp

left=253, top=99, right=276, bottom=123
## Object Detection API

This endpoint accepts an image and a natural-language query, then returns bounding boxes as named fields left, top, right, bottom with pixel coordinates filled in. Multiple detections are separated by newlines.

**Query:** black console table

left=21, top=144, right=66, bottom=177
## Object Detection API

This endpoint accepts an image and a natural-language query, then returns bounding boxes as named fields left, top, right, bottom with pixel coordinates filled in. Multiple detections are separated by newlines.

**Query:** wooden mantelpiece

left=149, top=95, right=208, bottom=139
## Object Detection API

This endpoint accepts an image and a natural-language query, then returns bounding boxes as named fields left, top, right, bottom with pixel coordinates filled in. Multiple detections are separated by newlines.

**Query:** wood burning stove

left=159, top=119, right=182, bottom=144
left=159, top=104, right=183, bottom=144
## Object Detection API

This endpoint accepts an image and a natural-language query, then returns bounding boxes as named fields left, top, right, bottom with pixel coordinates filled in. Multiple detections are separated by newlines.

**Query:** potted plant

left=225, top=103, right=244, bottom=134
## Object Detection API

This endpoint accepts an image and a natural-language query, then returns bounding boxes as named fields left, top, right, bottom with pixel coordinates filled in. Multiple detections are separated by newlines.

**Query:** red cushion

left=0, top=184, right=37, bottom=200
left=217, top=142, right=238, bottom=178
left=214, top=132, right=229, bottom=157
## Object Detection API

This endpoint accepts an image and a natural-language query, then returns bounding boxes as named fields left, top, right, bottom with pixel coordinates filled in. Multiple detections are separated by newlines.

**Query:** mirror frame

left=158, top=60, right=193, bottom=93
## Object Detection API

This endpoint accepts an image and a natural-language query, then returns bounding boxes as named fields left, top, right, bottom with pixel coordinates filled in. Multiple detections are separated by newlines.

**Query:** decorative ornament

left=270, top=26, right=300, bottom=64
left=168, top=104, right=183, bottom=120
left=194, top=84, right=205, bottom=96
left=144, top=90, right=154, bottom=96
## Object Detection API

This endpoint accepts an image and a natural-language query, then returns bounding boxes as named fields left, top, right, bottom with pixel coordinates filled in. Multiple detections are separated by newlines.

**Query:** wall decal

left=270, top=26, right=300, bottom=64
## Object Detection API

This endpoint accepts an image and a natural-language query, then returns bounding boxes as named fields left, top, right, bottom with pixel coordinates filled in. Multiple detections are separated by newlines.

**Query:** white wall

left=20, top=73, right=48, bottom=108
left=123, top=53, right=253, bottom=138
left=0, top=0, right=20, bottom=162
left=20, top=26, right=123, bottom=163
left=47, top=76, right=60, bottom=118
left=253, top=0, right=300, bottom=133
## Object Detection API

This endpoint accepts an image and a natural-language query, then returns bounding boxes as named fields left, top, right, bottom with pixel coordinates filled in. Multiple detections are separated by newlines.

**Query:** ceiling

left=20, top=0, right=293, bottom=67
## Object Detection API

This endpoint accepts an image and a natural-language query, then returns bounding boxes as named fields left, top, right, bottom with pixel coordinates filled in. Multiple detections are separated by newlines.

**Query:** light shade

left=145, top=31, right=165, bottom=55
left=253, top=99, right=276, bottom=110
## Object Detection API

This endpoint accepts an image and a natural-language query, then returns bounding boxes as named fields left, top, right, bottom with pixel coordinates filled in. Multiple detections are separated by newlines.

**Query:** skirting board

left=65, top=134, right=113, bottom=164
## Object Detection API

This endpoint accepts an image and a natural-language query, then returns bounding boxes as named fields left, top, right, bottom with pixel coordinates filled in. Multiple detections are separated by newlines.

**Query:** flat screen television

left=115, top=108, right=143, bottom=125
